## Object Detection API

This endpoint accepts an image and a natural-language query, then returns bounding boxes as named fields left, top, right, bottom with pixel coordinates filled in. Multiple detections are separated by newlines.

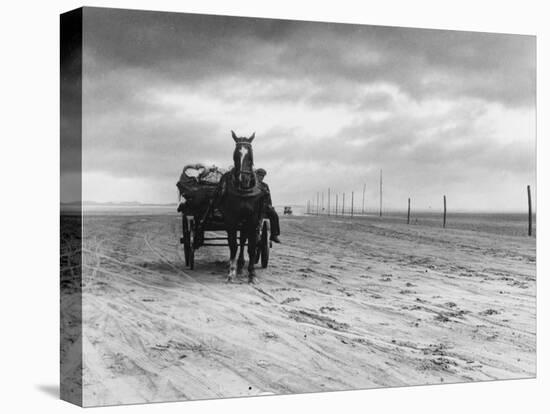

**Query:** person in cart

left=255, top=168, right=281, bottom=244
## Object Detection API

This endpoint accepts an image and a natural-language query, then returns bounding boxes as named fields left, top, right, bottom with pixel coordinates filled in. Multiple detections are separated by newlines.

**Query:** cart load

left=176, top=164, right=226, bottom=216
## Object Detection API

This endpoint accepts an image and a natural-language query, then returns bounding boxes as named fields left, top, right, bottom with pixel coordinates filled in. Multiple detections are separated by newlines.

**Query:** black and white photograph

left=57, top=5, right=540, bottom=407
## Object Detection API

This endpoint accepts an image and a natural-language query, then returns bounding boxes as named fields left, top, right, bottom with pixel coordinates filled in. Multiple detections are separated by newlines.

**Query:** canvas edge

left=60, top=6, right=83, bottom=407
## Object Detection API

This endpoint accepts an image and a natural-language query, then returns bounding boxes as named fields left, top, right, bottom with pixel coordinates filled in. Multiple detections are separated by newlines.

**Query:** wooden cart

left=179, top=212, right=271, bottom=270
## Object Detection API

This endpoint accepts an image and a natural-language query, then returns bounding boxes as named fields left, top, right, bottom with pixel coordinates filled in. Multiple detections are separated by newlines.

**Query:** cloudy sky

left=81, top=7, right=535, bottom=211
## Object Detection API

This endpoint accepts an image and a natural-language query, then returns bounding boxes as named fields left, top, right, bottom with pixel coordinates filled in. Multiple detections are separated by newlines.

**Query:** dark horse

left=218, top=130, right=264, bottom=284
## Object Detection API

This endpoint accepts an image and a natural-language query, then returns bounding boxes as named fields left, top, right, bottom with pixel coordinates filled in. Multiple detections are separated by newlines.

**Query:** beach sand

left=63, top=212, right=536, bottom=406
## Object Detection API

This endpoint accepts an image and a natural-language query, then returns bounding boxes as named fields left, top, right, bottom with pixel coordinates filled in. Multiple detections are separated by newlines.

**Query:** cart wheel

left=188, top=218, right=195, bottom=270
left=181, top=215, right=191, bottom=266
left=260, top=220, right=270, bottom=268
left=254, top=248, right=261, bottom=264
left=254, top=233, right=261, bottom=264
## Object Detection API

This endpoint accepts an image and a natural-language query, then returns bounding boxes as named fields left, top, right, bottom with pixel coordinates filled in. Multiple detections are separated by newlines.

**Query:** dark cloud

left=83, top=7, right=535, bottom=106
left=79, top=7, right=536, bottom=210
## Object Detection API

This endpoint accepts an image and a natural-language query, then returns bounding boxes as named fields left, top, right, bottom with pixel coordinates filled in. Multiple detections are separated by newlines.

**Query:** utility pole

left=351, top=192, right=354, bottom=217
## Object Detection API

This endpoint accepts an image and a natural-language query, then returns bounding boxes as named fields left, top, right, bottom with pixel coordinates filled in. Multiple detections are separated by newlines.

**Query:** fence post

left=362, top=183, right=366, bottom=215
left=379, top=169, right=383, bottom=217
left=328, top=188, right=331, bottom=216
left=342, top=193, right=345, bottom=216
left=443, top=195, right=447, bottom=228
left=317, top=192, right=319, bottom=216
left=527, top=185, right=532, bottom=236
left=407, top=198, right=411, bottom=224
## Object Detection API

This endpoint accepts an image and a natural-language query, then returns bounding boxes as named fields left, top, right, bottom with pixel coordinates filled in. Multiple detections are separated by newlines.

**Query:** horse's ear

left=231, top=130, right=238, bottom=142
left=248, top=132, right=255, bottom=142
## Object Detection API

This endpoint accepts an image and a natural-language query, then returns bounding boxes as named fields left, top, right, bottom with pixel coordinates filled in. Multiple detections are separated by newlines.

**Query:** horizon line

left=61, top=200, right=536, bottom=215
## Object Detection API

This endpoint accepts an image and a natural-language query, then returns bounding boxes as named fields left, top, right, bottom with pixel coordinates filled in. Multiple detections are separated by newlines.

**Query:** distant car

left=283, top=206, right=293, bottom=215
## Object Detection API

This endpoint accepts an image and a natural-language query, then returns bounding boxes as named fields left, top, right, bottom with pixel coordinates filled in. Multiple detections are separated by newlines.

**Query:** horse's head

left=231, top=130, right=256, bottom=189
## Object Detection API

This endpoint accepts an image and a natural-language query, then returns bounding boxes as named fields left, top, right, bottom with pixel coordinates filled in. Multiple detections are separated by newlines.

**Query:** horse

left=218, top=130, right=264, bottom=284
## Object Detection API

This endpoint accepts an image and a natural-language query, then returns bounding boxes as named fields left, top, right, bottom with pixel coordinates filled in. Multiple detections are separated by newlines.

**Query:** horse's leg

left=237, top=230, right=246, bottom=275
left=247, top=223, right=258, bottom=284
left=226, top=228, right=238, bottom=283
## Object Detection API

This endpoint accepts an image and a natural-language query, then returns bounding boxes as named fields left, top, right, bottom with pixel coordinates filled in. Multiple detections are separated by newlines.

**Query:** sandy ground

left=72, top=213, right=535, bottom=406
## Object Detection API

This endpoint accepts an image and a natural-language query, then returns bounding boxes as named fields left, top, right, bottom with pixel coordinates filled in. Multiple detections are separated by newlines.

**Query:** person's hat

left=256, top=168, right=267, bottom=177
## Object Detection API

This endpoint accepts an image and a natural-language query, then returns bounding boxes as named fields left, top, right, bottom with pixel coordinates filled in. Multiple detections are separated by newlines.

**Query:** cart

left=176, top=164, right=271, bottom=270
left=179, top=209, right=271, bottom=270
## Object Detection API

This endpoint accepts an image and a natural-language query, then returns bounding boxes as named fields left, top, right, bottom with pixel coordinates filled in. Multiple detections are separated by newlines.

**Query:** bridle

left=233, top=142, right=255, bottom=191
